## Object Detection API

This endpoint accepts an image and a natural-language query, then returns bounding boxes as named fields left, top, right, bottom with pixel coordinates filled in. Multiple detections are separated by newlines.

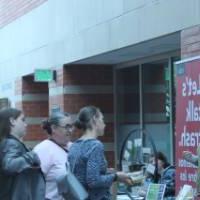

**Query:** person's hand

left=124, top=177, right=134, bottom=185
left=183, top=151, right=198, bottom=164
left=107, top=168, right=116, bottom=173
left=116, top=171, right=133, bottom=185
left=138, top=189, right=147, bottom=197
left=183, top=151, right=193, bottom=162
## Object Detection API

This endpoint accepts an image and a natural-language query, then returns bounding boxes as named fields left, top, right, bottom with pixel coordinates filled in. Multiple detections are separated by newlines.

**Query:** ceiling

left=72, top=32, right=180, bottom=65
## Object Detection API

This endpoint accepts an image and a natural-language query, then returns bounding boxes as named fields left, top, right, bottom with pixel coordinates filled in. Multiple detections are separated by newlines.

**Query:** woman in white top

left=34, top=112, right=74, bottom=200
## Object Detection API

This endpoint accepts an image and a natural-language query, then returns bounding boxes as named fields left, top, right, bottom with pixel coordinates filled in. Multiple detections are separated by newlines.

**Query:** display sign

left=146, top=184, right=166, bottom=200
left=175, top=57, right=200, bottom=196
left=34, top=69, right=56, bottom=82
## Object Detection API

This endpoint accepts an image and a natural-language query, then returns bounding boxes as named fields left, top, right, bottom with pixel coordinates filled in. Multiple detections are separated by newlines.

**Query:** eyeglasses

left=57, top=124, right=74, bottom=130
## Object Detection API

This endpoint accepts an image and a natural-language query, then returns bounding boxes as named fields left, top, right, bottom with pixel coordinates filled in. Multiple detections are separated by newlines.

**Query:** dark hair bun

left=75, top=106, right=100, bottom=130
left=42, top=119, right=52, bottom=135
left=74, top=118, right=86, bottom=130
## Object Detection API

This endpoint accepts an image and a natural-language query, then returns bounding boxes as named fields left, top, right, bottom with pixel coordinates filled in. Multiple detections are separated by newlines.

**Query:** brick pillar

left=49, top=64, right=115, bottom=167
left=15, top=75, right=49, bottom=147
left=49, top=68, right=65, bottom=112
left=65, top=64, right=115, bottom=167
left=181, top=25, right=200, bottom=59
left=15, top=78, right=23, bottom=110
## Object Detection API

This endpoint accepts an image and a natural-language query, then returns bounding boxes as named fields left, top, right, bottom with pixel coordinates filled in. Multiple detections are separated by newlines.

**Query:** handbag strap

left=49, top=138, right=69, bottom=153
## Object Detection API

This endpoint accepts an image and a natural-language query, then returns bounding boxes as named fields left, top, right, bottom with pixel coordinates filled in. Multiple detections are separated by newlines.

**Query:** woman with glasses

left=0, top=108, right=45, bottom=200
left=68, top=106, right=131, bottom=200
left=34, top=111, right=74, bottom=200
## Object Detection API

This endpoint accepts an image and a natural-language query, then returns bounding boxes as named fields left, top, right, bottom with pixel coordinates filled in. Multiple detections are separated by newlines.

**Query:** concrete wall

left=0, top=0, right=200, bottom=85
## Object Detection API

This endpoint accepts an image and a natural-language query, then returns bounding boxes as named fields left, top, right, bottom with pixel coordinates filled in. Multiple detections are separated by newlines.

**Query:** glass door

left=115, top=56, right=178, bottom=166
left=115, top=65, right=140, bottom=167
left=142, top=60, right=171, bottom=160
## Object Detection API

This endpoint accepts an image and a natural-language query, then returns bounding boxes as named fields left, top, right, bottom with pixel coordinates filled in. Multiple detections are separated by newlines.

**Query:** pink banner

left=175, top=58, right=200, bottom=198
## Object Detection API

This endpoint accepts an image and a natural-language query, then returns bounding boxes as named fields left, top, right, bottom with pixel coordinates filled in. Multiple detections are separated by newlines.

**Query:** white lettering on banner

left=182, top=75, right=200, bottom=97
left=178, top=159, right=197, bottom=168
left=186, top=100, right=200, bottom=122
left=179, top=171, right=197, bottom=183
left=180, top=171, right=188, bottom=181
left=188, top=173, right=197, bottom=182
left=182, top=82, right=186, bottom=97
left=179, top=126, right=200, bottom=147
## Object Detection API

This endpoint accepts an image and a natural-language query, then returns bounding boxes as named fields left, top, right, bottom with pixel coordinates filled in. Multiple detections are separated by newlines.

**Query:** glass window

left=115, top=56, right=179, bottom=165
left=142, top=60, right=171, bottom=159
left=115, top=66, right=140, bottom=162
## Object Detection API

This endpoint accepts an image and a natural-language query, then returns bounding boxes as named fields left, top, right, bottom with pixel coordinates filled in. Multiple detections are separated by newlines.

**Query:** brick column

left=49, top=68, right=65, bottom=112
left=181, top=25, right=200, bottom=59
left=15, top=75, right=49, bottom=147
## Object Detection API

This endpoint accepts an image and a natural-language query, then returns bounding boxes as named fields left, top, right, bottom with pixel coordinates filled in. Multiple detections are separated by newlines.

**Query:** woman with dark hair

left=155, top=151, right=175, bottom=197
left=139, top=151, right=175, bottom=198
left=68, top=106, right=131, bottom=200
left=34, top=111, right=74, bottom=200
left=0, top=108, right=45, bottom=200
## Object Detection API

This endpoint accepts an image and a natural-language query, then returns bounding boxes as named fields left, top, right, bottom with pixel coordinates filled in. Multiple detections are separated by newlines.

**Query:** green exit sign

left=34, top=69, right=56, bottom=82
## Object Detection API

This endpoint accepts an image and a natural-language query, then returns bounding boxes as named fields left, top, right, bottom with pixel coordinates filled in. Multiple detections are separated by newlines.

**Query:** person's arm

left=183, top=151, right=198, bottom=166
left=86, top=142, right=115, bottom=189
left=161, top=167, right=175, bottom=197
left=1, top=140, right=40, bottom=175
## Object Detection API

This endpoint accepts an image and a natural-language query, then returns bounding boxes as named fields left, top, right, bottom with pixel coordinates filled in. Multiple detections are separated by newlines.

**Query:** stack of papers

left=128, top=170, right=144, bottom=185
left=176, top=185, right=194, bottom=200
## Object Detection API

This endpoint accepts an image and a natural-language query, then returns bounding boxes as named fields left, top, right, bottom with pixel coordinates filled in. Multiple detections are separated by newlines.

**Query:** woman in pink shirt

left=34, top=112, right=74, bottom=200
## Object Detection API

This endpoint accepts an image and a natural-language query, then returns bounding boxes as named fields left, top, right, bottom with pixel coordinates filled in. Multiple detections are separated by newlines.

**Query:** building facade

left=0, top=0, right=200, bottom=168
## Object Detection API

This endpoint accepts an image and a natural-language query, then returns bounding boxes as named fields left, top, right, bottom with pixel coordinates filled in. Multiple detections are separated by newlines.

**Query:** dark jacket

left=0, top=135, right=45, bottom=200
left=159, top=165, right=175, bottom=197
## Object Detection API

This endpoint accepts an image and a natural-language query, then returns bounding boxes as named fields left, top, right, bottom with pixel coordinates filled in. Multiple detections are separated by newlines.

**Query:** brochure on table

left=146, top=183, right=166, bottom=200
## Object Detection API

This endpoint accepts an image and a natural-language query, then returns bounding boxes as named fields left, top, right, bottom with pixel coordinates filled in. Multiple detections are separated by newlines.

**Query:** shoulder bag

left=56, top=142, right=88, bottom=200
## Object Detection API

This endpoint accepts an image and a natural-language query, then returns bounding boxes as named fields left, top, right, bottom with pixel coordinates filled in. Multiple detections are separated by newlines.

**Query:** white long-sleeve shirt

left=34, top=139, right=70, bottom=200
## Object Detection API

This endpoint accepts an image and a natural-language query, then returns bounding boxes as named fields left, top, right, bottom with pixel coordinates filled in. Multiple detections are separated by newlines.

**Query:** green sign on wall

left=34, top=69, right=56, bottom=82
